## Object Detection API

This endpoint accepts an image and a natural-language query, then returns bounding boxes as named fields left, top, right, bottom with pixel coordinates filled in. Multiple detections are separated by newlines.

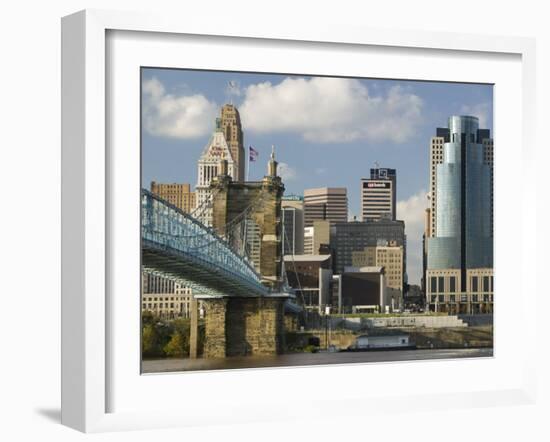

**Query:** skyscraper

left=150, top=182, right=196, bottom=213
left=428, top=128, right=449, bottom=236
left=426, top=116, right=494, bottom=314
left=282, top=195, right=304, bottom=256
left=303, top=187, right=348, bottom=227
left=195, top=118, right=238, bottom=226
left=429, top=126, right=493, bottom=238
left=219, top=104, right=245, bottom=181
left=361, top=167, right=397, bottom=221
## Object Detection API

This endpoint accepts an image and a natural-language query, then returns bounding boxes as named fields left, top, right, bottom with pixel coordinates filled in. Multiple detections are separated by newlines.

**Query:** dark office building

left=341, top=270, right=383, bottom=310
left=330, top=219, right=406, bottom=275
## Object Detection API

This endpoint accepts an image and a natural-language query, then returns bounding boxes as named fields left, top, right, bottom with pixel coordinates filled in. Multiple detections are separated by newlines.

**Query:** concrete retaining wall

left=458, top=314, right=493, bottom=326
left=330, top=315, right=467, bottom=330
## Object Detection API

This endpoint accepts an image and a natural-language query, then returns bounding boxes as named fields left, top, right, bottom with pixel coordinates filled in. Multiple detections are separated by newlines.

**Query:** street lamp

left=325, top=305, right=331, bottom=351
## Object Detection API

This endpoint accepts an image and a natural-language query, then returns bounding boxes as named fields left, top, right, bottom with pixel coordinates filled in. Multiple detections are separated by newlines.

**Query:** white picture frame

left=61, top=9, right=537, bottom=433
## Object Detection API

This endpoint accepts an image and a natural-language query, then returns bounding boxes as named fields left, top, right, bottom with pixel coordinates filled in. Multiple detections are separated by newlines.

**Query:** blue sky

left=141, top=68, right=493, bottom=284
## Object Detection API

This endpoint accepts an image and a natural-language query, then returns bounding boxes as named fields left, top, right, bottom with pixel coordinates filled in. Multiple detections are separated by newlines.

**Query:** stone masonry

left=202, top=152, right=287, bottom=358
left=203, top=298, right=228, bottom=359
left=202, top=296, right=286, bottom=358
left=210, top=159, right=284, bottom=288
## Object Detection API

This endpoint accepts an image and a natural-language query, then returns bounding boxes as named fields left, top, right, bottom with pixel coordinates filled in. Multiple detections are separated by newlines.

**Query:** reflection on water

left=142, top=347, right=493, bottom=373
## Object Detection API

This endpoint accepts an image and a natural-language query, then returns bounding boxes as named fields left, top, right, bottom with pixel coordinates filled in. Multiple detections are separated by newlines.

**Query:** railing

left=141, top=189, right=263, bottom=287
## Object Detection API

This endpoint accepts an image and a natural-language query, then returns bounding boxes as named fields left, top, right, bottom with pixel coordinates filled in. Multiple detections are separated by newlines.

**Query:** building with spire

left=195, top=117, right=238, bottom=226
left=219, top=104, right=245, bottom=181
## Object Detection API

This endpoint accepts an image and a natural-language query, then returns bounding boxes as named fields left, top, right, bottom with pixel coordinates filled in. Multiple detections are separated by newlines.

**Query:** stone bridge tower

left=211, top=149, right=285, bottom=288
left=194, top=150, right=287, bottom=359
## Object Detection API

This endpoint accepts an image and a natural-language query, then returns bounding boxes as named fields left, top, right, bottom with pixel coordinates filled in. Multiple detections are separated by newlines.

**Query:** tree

left=142, top=324, right=159, bottom=357
left=141, top=310, right=155, bottom=326
left=164, top=333, right=186, bottom=357
left=142, top=318, right=173, bottom=358
left=163, top=318, right=191, bottom=357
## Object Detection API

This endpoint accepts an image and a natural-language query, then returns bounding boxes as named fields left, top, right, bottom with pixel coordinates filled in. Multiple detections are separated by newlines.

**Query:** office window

left=449, top=276, right=456, bottom=293
left=471, top=276, right=478, bottom=292
left=438, top=276, right=444, bottom=293
left=430, top=277, right=437, bottom=293
left=483, top=276, right=490, bottom=292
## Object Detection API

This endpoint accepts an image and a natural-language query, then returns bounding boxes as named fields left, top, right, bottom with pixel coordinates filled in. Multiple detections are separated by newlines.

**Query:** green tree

left=142, top=324, right=159, bottom=357
left=164, top=333, right=186, bottom=357
left=141, top=310, right=155, bottom=326
left=142, top=318, right=173, bottom=358
left=163, top=318, right=191, bottom=357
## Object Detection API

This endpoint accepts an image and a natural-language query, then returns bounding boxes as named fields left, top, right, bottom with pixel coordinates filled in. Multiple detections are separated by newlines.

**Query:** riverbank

left=286, top=325, right=493, bottom=351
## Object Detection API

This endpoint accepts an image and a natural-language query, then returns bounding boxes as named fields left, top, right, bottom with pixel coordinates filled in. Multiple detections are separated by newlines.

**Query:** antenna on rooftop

left=227, top=80, right=238, bottom=105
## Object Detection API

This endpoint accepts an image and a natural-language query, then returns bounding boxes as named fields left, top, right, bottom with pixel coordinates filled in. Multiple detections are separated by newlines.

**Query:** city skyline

left=141, top=68, right=493, bottom=284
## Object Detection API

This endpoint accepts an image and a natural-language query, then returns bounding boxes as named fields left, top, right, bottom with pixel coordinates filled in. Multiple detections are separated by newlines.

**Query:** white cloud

left=397, top=190, right=428, bottom=286
left=315, top=167, right=327, bottom=175
left=278, top=162, right=296, bottom=181
left=142, top=77, right=218, bottom=139
left=460, top=102, right=491, bottom=128
left=239, top=77, right=423, bottom=143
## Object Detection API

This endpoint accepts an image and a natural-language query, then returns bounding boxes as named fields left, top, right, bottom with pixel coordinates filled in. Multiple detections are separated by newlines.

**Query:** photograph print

left=140, top=68, right=494, bottom=373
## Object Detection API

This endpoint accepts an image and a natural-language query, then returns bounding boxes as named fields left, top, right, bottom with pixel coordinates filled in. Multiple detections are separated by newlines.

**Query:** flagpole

left=246, top=146, right=250, bottom=182
left=243, top=147, right=250, bottom=259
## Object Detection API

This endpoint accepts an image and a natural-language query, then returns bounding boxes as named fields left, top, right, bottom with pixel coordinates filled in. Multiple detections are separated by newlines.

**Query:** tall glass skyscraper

left=427, top=116, right=493, bottom=288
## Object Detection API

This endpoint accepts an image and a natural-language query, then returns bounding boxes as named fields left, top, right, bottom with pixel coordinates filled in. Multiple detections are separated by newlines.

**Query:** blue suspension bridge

left=141, top=189, right=272, bottom=298
left=141, top=155, right=304, bottom=357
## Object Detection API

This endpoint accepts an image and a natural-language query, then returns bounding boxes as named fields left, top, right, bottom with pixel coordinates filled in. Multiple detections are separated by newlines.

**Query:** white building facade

left=195, top=123, right=237, bottom=226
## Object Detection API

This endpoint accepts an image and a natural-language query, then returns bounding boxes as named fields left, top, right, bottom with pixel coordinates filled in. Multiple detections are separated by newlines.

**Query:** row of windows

left=362, top=194, right=392, bottom=199
left=429, top=275, right=493, bottom=293
left=142, top=302, right=187, bottom=309
left=471, top=275, right=493, bottom=292
left=430, top=276, right=456, bottom=293
left=143, top=296, right=188, bottom=301
left=430, top=294, right=492, bottom=303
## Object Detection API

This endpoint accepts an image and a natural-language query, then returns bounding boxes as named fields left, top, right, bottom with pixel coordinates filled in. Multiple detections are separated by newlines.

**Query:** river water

left=142, top=347, right=493, bottom=373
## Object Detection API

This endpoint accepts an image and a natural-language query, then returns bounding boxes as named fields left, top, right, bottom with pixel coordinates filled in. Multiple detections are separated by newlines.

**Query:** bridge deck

left=141, top=189, right=269, bottom=297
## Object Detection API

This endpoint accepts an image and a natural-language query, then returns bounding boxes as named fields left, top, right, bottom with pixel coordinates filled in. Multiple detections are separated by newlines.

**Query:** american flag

left=249, top=146, right=259, bottom=162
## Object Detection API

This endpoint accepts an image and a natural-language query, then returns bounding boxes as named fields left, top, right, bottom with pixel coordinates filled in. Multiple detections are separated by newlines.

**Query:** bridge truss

left=141, top=189, right=268, bottom=298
